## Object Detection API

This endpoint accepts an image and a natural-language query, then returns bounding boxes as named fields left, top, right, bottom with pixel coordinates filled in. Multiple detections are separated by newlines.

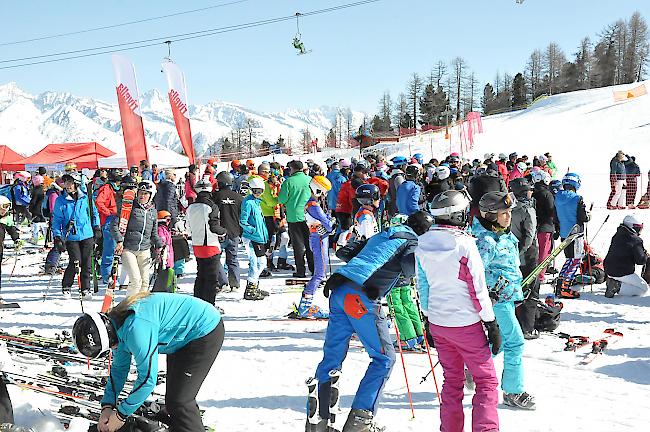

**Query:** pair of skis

left=559, top=328, right=623, bottom=365
left=306, top=369, right=342, bottom=432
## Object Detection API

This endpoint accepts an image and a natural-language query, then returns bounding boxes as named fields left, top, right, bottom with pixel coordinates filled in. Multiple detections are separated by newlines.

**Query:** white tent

left=98, top=143, right=190, bottom=168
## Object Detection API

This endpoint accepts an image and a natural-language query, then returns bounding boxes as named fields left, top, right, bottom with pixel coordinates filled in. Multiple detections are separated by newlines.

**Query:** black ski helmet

left=120, top=175, right=137, bottom=190
left=355, top=184, right=380, bottom=206
left=216, top=171, right=234, bottom=187
left=406, top=210, right=434, bottom=236
left=509, top=177, right=533, bottom=198
left=479, top=191, right=516, bottom=222
left=429, top=190, right=470, bottom=227
left=107, top=168, right=124, bottom=183
left=404, top=164, right=421, bottom=181
left=72, top=312, right=118, bottom=359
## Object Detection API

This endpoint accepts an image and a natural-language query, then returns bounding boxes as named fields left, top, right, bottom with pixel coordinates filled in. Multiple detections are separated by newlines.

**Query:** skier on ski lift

left=293, top=36, right=307, bottom=55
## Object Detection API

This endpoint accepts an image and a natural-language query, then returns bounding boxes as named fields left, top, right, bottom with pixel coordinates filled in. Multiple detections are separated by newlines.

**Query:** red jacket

left=496, top=161, right=509, bottom=186
left=95, top=184, right=117, bottom=225
left=336, top=180, right=355, bottom=214
left=368, top=177, right=389, bottom=197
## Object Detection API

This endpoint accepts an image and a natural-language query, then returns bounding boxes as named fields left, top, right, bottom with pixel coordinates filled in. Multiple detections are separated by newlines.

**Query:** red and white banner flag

left=161, top=61, right=195, bottom=164
left=111, top=54, right=149, bottom=168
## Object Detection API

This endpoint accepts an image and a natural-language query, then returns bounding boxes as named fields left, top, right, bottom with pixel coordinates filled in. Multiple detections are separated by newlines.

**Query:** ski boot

left=243, top=281, right=266, bottom=301
left=394, top=338, right=424, bottom=352
left=81, top=290, right=93, bottom=300
left=342, top=409, right=385, bottom=432
left=503, top=392, right=536, bottom=410
left=260, top=268, right=272, bottom=278
left=523, top=329, right=540, bottom=340
left=559, top=287, right=580, bottom=299
left=289, top=294, right=329, bottom=319
left=605, top=278, right=621, bottom=298
left=267, top=257, right=277, bottom=271
left=276, top=258, right=295, bottom=271
left=62, top=287, right=71, bottom=299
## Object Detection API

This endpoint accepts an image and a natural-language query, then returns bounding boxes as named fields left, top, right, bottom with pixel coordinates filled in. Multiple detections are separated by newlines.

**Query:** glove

left=483, top=320, right=502, bottom=355
left=54, top=237, right=66, bottom=253
left=553, top=231, right=560, bottom=241
left=423, top=317, right=435, bottom=348
left=217, top=233, right=227, bottom=242
left=94, top=227, right=102, bottom=242
left=14, top=239, right=24, bottom=250
left=323, top=273, right=350, bottom=298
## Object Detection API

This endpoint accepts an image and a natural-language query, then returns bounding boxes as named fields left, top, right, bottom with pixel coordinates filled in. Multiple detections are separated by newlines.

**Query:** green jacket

left=547, top=160, right=558, bottom=178
left=250, top=175, right=279, bottom=217
left=278, top=172, right=311, bottom=223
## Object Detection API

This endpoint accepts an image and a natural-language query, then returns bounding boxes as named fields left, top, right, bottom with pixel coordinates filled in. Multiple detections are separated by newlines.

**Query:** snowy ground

left=2, top=206, right=650, bottom=431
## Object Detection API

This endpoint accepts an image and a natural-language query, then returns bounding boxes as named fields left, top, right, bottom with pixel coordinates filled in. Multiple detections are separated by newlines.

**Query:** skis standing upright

left=100, top=189, right=135, bottom=312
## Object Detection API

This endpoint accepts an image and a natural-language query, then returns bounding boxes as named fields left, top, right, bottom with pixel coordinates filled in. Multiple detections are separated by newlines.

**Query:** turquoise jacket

left=52, top=189, right=100, bottom=241
left=101, top=293, right=221, bottom=416
left=472, top=218, right=523, bottom=303
left=240, top=195, right=269, bottom=244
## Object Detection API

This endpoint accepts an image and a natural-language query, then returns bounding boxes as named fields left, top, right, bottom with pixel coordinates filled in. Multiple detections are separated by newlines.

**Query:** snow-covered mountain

left=0, top=82, right=366, bottom=157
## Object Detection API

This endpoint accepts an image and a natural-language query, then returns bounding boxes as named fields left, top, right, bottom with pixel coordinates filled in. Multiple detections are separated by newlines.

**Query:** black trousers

left=288, top=221, right=313, bottom=276
left=0, top=379, right=13, bottom=424
left=194, top=255, right=223, bottom=305
left=166, top=320, right=224, bottom=432
left=335, top=212, right=352, bottom=231
left=62, top=237, right=95, bottom=291
left=516, top=260, right=540, bottom=333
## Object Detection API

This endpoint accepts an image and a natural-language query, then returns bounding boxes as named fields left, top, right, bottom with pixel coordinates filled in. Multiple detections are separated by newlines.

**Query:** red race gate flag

left=112, top=54, right=149, bottom=168
left=161, top=60, right=195, bottom=164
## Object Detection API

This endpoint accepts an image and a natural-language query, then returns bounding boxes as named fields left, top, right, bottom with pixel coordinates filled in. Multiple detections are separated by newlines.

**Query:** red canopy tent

left=3, top=142, right=115, bottom=171
left=0, top=145, right=24, bottom=170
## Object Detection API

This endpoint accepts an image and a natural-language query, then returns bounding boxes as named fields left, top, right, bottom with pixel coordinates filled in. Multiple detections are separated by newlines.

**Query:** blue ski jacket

left=396, top=180, right=421, bottom=216
left=11, top=181, right=30, bottom=206
left=337, top=225, right=418, bottom=298
left=52, top=189, right=99, bottom=242
left=555, top=189, right=582, bottom=238
left=472, top=218, right=523, bottom=303
left=101, top=293, right=221, bottom=416
left=326, top=169, right=347, bottom=211
left=240, top=194, right=269, bottom=244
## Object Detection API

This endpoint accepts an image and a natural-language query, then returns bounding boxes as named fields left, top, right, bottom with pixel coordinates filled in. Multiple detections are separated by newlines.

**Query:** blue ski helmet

left=392, top=156, right=408, bottom=167
left=562, top=172, right=581, bottom=190
left=413, top=153, right=424, bottom=164
left=549, top=179, right=562, bottom=194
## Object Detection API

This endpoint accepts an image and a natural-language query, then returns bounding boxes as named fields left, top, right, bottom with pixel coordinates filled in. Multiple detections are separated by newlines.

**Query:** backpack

left=534, top=301, right=562, bottom=332
left=335, top=236, right=367, bottom=263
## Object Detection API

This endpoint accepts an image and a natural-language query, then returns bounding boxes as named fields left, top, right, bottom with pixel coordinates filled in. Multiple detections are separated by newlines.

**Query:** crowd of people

left=0, top=148, right=648, bottom=432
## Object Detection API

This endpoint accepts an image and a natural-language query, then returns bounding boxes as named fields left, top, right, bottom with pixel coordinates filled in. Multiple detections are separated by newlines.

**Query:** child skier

left=417, top=190, right=501, bottom=431
left=294, top=176, right=334, bottom=319
left=353, top=184, right=380, bottom=240
left=156, top=210, right=174, bottom=270
left=554, top=172, right=589, bottom=299
left=308, top=211, right=432, bottom=432
left=603, top=215, right=649, bottom=297
left=473, top=191, right=536, bottom=410
left=240, top=177, right=270, bottom=301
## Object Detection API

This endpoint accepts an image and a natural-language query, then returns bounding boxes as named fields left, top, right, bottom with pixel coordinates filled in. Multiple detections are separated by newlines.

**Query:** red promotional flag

left=161, top=60, right=195, bottom=164
left=112, top=54, right=149, bottom=168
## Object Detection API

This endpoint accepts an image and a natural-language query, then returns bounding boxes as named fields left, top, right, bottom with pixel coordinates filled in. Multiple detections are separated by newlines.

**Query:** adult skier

left=310, top=210, right=432, bottom=432
left=554, top=172, right=589, bottom=299
left=295, top=176, right=334, bottom=319
left=468, top=166, right=507, bottom=220
left=396, top=164, right=425, bottom=216
left=509, top=178, right=540, bottom=339
left=240, top=177, right=270, bottom=300
left=531, top=170, right=555, bottom=282
left=417, top=190, right=501, bottom=431
left=95, top=169, right=122, bottom=284
left=608, top=150, right=627, bottom=209
left=603, top=215, right=649, bottom=297
left=72, top=293, right=224, bottom=432
left=187, top=179, right=228, bottom=304
left=53, top=173, right=101, bottom=298
left=473, top=191, right=536, bottom=410
left=424, top=165, right=451, bottom=203
left=385, top=157, right=407, bottom=218
left=212, top=171, right=243, bottom=291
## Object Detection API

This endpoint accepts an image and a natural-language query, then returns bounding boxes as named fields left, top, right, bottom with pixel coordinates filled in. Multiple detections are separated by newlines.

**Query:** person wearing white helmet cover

left=240, top=176, right=270, bottom=301
left=417, top=190, right=501, bottom=431
left=603, top=215, right=649, bottom=297
left=110, top=180, right=162, bottom=297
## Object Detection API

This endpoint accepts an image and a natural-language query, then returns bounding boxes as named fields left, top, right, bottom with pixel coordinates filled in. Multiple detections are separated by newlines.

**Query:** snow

left=2, top=81, right=650, bottom=431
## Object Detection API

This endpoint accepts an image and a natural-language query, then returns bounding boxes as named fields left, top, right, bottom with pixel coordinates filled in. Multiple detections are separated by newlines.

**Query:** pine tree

left=482, top=83, right=496, bottom=115
left=512, top=73, right=527, bottom=108
left=624, top=11, right=650, bottom=82
left=394, top=93, right=409, bottom=130
left=419, top=83, right=436, bottom=126
left=371, top=115, right=384, bottom=132
left=407, top=73, right=423, bottom=127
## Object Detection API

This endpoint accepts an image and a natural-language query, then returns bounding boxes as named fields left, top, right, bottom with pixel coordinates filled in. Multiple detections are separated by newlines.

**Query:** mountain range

left=0, top=82, right=366, bottom=157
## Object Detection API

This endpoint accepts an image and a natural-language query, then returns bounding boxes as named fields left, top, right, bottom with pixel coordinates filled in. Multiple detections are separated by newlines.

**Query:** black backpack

left=534, top=301, right=562, bottom=332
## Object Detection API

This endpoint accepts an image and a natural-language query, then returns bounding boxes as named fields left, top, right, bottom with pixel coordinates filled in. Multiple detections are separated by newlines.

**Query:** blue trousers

left=493, top=301, right=525, bottom=394
left=315, top=283, right=395, bottom=415
left=100, top=216, right=117, bottom=283
left=221, top=237, right=241, bottom=288
left=303, top=235, right=327, bottom=296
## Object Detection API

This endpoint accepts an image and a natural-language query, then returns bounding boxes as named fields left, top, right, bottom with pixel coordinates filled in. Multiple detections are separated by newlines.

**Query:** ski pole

left=419, top=361, right=441, bottom=384
left=386, top=297, right=415, bottom=419
left=412, top=285, right=441, bottom=403
left=75, top=260, right=84, bottom=313
left=589, top=214, right=610, bottom=244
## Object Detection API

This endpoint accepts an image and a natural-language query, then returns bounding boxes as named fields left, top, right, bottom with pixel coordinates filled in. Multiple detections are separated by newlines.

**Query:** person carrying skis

left=52, top=173, right=101, bottom=299
left=309, top=211, right=432, bottom=432
left=509, top=178, right=541, bottom=340
left=603, top=215, right=649, bottom=297
left=473, top=191, right=536, bottom=410
left=72, top=292, right=224, bottom=432
left=396, top=164, right=425, bottom=216
left=417, top=190, right=501, bottom=431
left=95, top=169, right=122, bottom=284
left=554, top=172, right=589, bottom=299
left=111, top=180, right=162, bottom=297
left=240, top=177, right=270, bottom=301
left=293, top=175, right=334, bottom=319
left=212, top=171, right=244, bottom=291
left=187, top=179, right=228, bottom=304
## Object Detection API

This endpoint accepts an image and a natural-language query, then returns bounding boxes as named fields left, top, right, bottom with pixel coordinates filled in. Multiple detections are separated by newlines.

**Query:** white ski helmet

left=430, top=190, right=470, bottom=227
left=531, top=170, right=551, bottom=185
left=194, top=179, right=212, bottom=193
left=623, top=214, right=643, bottom=234
left=248, top=176, right=266, bottom=191
left=435, top=165, right=451, bottom=181
left=137, top=180, right=156, bottom=204
left=0, top=195, right=10, bottom=210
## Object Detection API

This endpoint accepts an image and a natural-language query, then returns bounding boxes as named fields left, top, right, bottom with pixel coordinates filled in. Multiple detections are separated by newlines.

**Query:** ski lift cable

left=0, top=0, right=381, bottom=66
left=0, top=0, right=251, bottom=48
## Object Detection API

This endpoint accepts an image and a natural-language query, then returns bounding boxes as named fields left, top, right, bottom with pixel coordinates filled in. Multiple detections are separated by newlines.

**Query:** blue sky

left=0, top=0, right=648, bottom=114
